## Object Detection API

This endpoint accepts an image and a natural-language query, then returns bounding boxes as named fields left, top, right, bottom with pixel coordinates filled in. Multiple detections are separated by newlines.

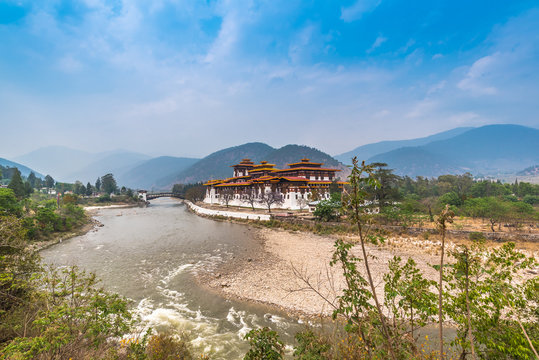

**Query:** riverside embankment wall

left=184, top=201, right=271, bottom=221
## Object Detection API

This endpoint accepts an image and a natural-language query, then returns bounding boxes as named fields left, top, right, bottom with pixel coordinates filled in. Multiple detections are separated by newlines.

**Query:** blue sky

left=1, top=0, right=538, bottom=158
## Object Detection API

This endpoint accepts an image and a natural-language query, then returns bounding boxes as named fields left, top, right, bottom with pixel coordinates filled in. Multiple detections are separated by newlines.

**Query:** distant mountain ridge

left=335, top=127, right=474, bottom=164
left=0, top=158, right=44, bottom=178
left=369, top=124, right=539, bottom=177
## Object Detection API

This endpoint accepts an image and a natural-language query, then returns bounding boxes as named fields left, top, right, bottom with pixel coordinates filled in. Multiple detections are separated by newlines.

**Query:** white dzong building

left=204, top=158, right=345, bottom=210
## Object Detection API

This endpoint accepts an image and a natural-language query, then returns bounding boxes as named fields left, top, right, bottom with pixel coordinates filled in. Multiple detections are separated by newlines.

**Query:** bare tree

left=297, top=193, right=309, bottom=212
left=258, top=189, right=284, bottom=213
left=245, top=187, right=259, bottom=211
left=219, top=187, right=235, bottom=208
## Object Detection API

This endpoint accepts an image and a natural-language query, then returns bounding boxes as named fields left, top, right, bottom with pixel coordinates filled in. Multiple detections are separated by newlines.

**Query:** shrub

left=243, top=327, right=284, bottom=360
left=293, top=329, right=330, bottom=359
left=469, top=231, right=485, bottom=241
left=146, top=332, right=193, bottom=360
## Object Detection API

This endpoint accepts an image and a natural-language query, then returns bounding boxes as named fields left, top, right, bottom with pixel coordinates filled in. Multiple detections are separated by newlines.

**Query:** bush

left=522, top=194, right=539, bottom=205
left=313, top=199, right=341, bottom=222
left=293, top=329, right=330, bottom=359
left=146, top=332, right=193, bottom=360
left=469, top=231, right=486, bottom=241
left=243, top=327, right=284, bottom=360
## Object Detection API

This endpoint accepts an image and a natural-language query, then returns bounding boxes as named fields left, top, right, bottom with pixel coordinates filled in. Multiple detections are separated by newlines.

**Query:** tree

left=44, top=174, right=55, bottom=189
left=436, top=205, right=454, bottom=360
left=95, top=177, right=101, bottom=192
left=27, top=172, right=37, bottom=188
left=0, top=188, right=22, bottom=216
left=340, top=158, right=396, bottom=359
left=313, top=196, right=341, bottom=222
left=368, top=162, right=401, bottom=210
left=8, top=168, right=26, bottom=199
left=86, top=182, right=93, bottom=196
left=100, top=173, right=117, bottom=195
left=258, top=190, right=283, bottom=213
left=219, top=187, right=235, bottom=208
left=245, top=187, right=260, bottom=211
left=184, top=186, right=206, bottom=203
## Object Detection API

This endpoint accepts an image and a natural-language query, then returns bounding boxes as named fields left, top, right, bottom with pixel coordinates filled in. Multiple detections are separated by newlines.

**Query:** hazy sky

left=1, top=0, right=538, bottom=159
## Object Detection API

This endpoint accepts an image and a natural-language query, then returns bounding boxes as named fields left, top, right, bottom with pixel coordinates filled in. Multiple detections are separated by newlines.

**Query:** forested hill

left=157, top=143, right=348, bottom=187
left=157, top=142, right=275, bottom=186
left=369, top=124, right=539, bottom=177
left=0, top=158, right=44, bottom=178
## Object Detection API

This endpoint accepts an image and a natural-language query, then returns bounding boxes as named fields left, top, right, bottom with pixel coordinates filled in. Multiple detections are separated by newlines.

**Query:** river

left=40, top=198, right=302, bottom=359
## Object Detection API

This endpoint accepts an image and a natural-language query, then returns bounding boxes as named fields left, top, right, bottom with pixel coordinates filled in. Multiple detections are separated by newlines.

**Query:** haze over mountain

left=14, top=146, right=150, bottom=183
left=118, top=156, right=200, bottom=190
left=335, top=127, right=474, bottom=164
left=0, top=158, right=44, bottom=178
left=369, top=124, right=539, bottom=177
left=157, top=143, right=349, bottom=188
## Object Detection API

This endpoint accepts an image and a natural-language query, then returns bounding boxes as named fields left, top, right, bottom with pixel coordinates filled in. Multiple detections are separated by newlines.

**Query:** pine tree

left=8, top=168, right=26, bottom=199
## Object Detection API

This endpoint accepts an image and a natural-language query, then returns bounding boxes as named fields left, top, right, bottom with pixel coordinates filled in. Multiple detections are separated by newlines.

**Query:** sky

left=1, top=0, right=538, bottom=159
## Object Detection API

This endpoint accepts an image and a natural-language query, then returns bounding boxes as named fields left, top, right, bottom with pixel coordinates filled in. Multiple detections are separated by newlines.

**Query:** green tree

left=44, top=174, right=55, bottom=189
left=27, top=172, right=37, bottom=188
left=8, top=168, right=26, bottom=199
left=100, top=173, right=117, bottom=195
left=368, top=162, right=401, bottom=210
left=0, top=188, right=22, bottom=216
left=86, top=182, right=93, bottom=196
left=95, top=177, right=101, bottom=192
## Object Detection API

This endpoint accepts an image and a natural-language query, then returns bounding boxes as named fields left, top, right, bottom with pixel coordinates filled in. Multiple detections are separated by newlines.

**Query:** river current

left=40, top=198, right=301, bottom=359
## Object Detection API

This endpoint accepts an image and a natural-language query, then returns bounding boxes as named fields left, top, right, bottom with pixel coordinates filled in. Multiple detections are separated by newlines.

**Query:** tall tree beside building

left=95, top=177, right=101, bottom=192
left=44, top=175, right=55, bottom=189
left=8, top=168, right=26, bottom=199
left=101, top=173, right=117, bottom=195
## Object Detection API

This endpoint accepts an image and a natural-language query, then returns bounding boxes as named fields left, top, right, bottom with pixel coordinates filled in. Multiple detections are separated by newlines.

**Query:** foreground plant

left=338, top=157, right=397, bottom=359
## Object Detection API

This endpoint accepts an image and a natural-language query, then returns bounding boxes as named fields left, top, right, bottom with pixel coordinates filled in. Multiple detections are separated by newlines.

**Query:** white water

left=40, top=198, right=301, bottom=359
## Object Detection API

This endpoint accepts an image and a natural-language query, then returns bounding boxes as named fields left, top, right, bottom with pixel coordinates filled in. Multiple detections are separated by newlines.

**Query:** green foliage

left=0, top=188, right=22, bottom=217
left=243, top=327, right=284, bottom=360
left=8, top=168, right=26, bottom=199
left=44, top=175, right=55, bottom=189
left=101, top=173, right=118, bottom=195
left=146, top=332, right=194, bottom=360
left=313, top=198, right=341, bottom=222
left=384, top=257, right=437, bottom=342
left=439, top=191, right=463, bottom=207
left=1, top=266, right=133, bottom=359
left=293, top=329, right=330, bottom=359
left=523, top=194, right=539, bottom=205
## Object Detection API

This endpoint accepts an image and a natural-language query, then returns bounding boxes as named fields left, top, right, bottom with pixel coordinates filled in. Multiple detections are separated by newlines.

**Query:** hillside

left=370, top=124, right=539, bottom=177
left=517, top=165, right=539, bottom=176
left=157, top=142, right=275, bottom=187
left=0, top=158, right=44, bottom=178
left=369, top=147, right=465, bottom=177
left=158, top=143, right=349, bottom=187
left=117, top=156, right=200, bottom=190
left=335, top=127, right=473, bottom=164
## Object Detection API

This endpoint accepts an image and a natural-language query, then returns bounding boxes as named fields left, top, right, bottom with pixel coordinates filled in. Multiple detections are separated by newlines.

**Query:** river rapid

left=40, top=198, right=301, bottom=359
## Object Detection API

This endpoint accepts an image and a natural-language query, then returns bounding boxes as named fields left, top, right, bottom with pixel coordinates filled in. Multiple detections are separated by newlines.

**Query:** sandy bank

left=197, top=228, right=451, bottom=318
left=197, top=227, right=539, bottom=319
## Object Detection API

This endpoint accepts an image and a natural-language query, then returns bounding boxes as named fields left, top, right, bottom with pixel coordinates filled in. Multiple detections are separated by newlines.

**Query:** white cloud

left=340, top=0, right=381, bottom=22
left=457, top=53, right=500, bottom=95
left=366, top=35, right=387, bottom=53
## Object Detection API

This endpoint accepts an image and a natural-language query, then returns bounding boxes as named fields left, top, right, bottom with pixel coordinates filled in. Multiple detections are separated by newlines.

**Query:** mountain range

left=4, top=124, right=538, bottom=188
